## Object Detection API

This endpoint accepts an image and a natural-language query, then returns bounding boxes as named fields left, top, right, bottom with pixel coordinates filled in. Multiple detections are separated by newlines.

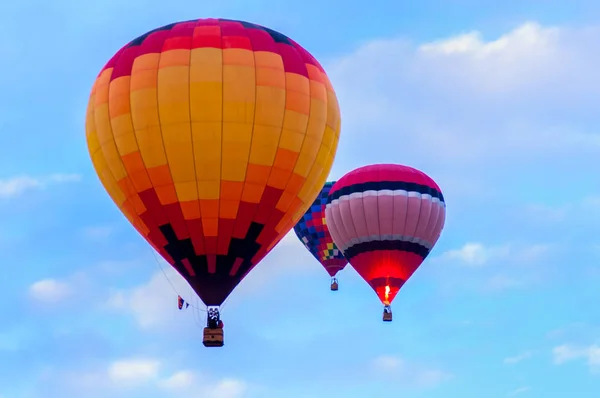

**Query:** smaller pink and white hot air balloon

left=325, top=164, right=446, bottom=321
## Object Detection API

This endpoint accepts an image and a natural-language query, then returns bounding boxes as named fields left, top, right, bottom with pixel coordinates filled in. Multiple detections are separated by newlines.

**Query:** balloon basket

left=203, top=327, right=224, bottom=347
left=330, top=281, right=339, bottom=291
left=383, top=305, right=392, bottom=322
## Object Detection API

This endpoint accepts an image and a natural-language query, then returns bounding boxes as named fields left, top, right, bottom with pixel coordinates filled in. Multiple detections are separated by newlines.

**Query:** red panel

left=99, top=46, right=126, bottom=75
left=195, top=18, right=220, bottom=26
left=138, top=30, right=171, bottom=56
left=181, top=258, right=196, bottom=276
left=146, top=227, right=168, bottom=250
left=229, top=257, right=244, bottom=276
left=331, top=164, right=442, bottom=194
left=246, top=29, right=276, bottom=52
left=110, top=46, right=140, bottom=80
left=291, top=40, right=324, bottom=72
left=219, top=20, right=246, bottom=36
left=232, top=202, right=257, bottom=239
left=216, top=218, right=235, bottom=255
left=222, top=35, right=252, bottom=50
left=349, top=249, right=424, bottom=304
left=207, top=254, right=217, bottom=274
left=163, top=35, right=192, bottom=51
left=186, top=219, right=205, bottom=255
left=276, top=43, right=308, bottom=78
left=204, top=237, right=218, bottom=254
left=192, top=26, right=222, bottom=49
left=138, top=189, right=168, bottom=225
left=254, top=186, right=283, bottom=224
left=162, top=203, right=190, bottom=240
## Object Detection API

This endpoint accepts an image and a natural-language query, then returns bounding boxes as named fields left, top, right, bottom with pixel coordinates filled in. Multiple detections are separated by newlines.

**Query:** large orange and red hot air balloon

left=325, top=164, right=445, bottom=321
left=85, top=18, right=341, bottom=346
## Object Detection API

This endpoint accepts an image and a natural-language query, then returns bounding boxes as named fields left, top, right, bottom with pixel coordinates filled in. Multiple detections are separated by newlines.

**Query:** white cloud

left=442, top=243, right=508, bottom=267
left=504, top=351, right=533, bottom=364
left=107, top=358, right=160, bottom=385
left=81, top=225, right=114, bottom=240
left=372, top=355, right=452, bottom=388
left=508, top=386, right=532, bottom=396
left=437, top=242, right=550, bottom=267
left=105, top=266, right=197, bottom=331
left=158, top=370, right=195, bottom=390
left=45, top=355, right=249, bottom=398
left=28, top=279, right=71, bottom=303
left=0, top=173, right=80, bottom=198
left=106, top=231, right=318, bottom=330
left=553, top=344, right=600, bottom=373
left=325, top=21, right=600, bottom=203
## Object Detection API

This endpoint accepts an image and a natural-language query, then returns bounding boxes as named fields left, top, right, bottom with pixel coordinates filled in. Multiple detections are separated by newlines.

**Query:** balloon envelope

left=325, top=164, right=445, bottom=305
left=293, top=181, right=347, bottom=277
left=86, top=18, right=341, bottom=306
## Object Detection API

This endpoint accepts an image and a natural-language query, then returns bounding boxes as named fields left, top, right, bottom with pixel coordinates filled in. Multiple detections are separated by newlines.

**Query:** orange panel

left=220, top=181, right=244, bottom=200
left=146, top=165, right=173, bottom=187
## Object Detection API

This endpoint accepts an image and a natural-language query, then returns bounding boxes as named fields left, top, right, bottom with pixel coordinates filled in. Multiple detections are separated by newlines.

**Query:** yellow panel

left=132, top=53, right=161, bottom=72
left=135, top=126, right=168, bottom=169
left=254, top=86, right=285, bottom=127
left=85, top=97, right=100, bottom=152
left=306, top=64, right=325, bottom=84
left=192, top=122, right=222, bottom=182
left=108, top=77, right=131, bottom=119
left=248, top=125, right=280, bottom=166
left=256, top=66, right=285, bottom=89
left=309, top=80, right=327, bottom=101
left=94, top=104, right=113, bottom=146
left=110, top=109, right=134, bottom=137
left=190, top=48, right=222, bottom=82
left=293, top=138, right=321, bottom=178
left=157, top=66, right=190, bottom=125
left=100, top=140, right=128, bottom=182
left=221, top=123, right=252, bottom=182
left=278, top=129, right=305, bottom=153
left=254, top=52, right=283, bottom=69
left=223, top=66, right=254, bottom=108
left=175, top=181, right=198, bottom=202
left=114, top=130, right=139, bottom=157
left=158, top=49, right=190, bottom=68
left=94, top=69, right=112, bottom=106
left=161, top=124, right=195, bottom=183
left=92, top=149, right=125, bottom=205
left=327, top=90, right=341, bottom=129
left=320, top=125, right=335, bottom=152
left=131, top=68, right=158, bottom=91
left=222, top=48, right=254, bottom=67
left=282, top=110, right=308, bottom=134
left=130, top=88, right=160, bottom=129
left=190, top=82, right=223, bottom=122
left=197, top=180, right=220, bottom=200
left=285, top=72, right=310, bottom=95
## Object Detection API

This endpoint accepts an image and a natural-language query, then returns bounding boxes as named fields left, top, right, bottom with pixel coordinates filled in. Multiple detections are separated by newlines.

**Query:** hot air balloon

left=85, top=18, right=341, bottom=346
left=293, top=181, right=348, bottom=291
left=325, top=164, right=445, bottom=322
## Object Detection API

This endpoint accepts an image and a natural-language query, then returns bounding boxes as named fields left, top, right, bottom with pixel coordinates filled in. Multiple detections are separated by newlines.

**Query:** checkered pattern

left=293, top=181, right=347, bottom=277
left=85, top=18, right=341, bottom=305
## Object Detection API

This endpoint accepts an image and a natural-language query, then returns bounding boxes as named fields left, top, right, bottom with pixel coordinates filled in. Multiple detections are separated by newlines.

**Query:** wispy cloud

left=372, top=355, right=452, bottom=388
left=504, top=351, right=533, bottom=364
left=0, top=173, right=80, bottom=198
left=508, top=386, right=532, bottom=396
left=28, top=279, right=72, bottom=303
left=553, top=344, right=600, bottom=373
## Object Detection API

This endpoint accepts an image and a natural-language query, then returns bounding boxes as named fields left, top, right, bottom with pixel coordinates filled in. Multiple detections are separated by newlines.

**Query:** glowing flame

left=384, top=285, right=390, bottom=303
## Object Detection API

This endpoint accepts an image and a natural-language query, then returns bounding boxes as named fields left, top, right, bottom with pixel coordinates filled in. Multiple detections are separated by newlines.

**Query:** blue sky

left=1, top=0, right=599, bottom=397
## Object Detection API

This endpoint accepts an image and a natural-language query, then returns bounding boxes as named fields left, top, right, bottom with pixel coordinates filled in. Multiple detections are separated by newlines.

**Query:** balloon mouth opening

left=383, top=285, right=391, bottom=305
